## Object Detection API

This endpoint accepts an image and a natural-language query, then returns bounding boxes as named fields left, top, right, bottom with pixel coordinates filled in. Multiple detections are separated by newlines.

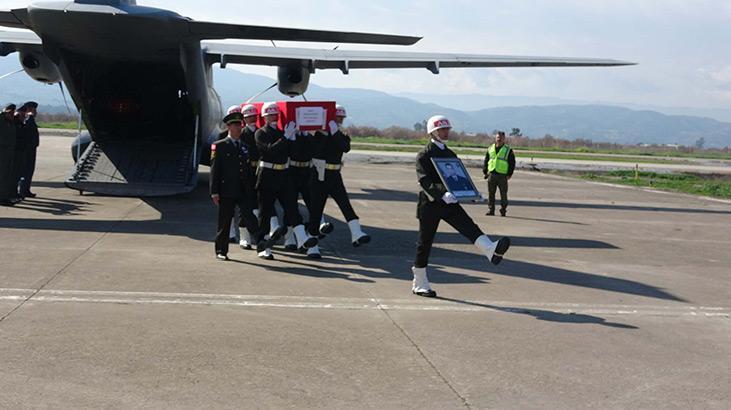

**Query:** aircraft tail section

left=66, top=140, right=198, bottom=197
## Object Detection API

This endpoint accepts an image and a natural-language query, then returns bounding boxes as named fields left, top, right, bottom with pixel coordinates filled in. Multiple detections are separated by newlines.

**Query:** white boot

left=294, top=224, right=317, bottom=249
left=348, top=219, right=371, bottom=247
left=228, top=218, right=238, bottom=242
left=284, top=227, right=298, bottom=250
left=266, top=216, right=280, bottom=240
left=257, top=248, right=274, bottom=260
left=306, top=245, right=322, bottom=259
left=474, top=235, right=511, bottom=265
left=239, top=227, right=252, bottom=250
left=411, top=266, right=436, bottom=297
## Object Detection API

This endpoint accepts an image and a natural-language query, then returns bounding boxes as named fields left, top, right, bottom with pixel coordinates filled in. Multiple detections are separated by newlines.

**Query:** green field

left=572, top=170, right=731, bottom=199
left=38, top=121, right=83, bottom=130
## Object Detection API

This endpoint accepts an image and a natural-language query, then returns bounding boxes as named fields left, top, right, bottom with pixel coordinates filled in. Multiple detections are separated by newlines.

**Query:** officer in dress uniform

left=18, top=102, right=39, bottom=198
left=219, top=106, right=244, bottom=244
left=411, top=115, right=512, bottom=297
left=306, top=105, right=370, bottom=259
left=254, top=102, right=317, bottom=260
left=238, top=104, right=263, bottom=250
left=12, top=105, right=29, bottom=199
left=482, top=131, right=516, bottom=217
left=210, top=111, right=279, bottom=261
left=0, top=104, right=18, bottom=206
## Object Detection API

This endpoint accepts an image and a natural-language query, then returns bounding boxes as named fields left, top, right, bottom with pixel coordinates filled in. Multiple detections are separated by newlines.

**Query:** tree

left=510, top=127, right=522, bottom=137
left=413, top=121, right=424, bottom=132
left=694, top=137, right=705, bottom=149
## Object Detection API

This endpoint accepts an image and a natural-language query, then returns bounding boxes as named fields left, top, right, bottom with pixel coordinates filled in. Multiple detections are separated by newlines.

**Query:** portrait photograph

left=431, top=157, right=480, bottom=201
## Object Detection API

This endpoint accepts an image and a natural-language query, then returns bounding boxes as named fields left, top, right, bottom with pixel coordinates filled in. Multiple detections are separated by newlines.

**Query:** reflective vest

left=487, top=144, right=511, bottom=174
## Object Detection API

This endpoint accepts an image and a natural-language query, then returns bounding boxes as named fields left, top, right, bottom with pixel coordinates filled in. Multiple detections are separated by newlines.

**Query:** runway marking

left=0, top=289, right=728, bottom=318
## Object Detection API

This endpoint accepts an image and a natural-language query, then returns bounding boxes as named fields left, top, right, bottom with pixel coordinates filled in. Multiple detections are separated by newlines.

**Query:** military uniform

left=482, top=143, right=516, bottom=216
left=18, top=109, right=39, bottom=197
left=255, top=123, right=317, bottom=250
left=307, top=128, right=364, bottom=244
left=414, top=140, right=485, bottom=269
left=0, top=108, right=17, bottom=205
left=210, top=134, right=262, bottom=258
left=12, top=112, right=28, bottom=198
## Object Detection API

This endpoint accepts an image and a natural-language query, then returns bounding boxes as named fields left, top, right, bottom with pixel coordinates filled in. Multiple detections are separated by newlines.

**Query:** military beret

left=23, top=101, right=38, bottom=109
left=3, top=104, right=16, bottom=112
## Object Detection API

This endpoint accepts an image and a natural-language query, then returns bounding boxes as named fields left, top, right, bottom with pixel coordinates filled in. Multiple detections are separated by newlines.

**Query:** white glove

left=328, top=120, right=339, bottom=135
left=312, top=158, right=326, bottom=182
left=284, top=121, right=297, bottom=140
left=442, top=192, right=458, bottom=204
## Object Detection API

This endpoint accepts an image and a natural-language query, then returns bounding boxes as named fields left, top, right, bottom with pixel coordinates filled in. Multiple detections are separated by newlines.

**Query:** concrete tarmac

left=0, top=136, right=729, bottom=409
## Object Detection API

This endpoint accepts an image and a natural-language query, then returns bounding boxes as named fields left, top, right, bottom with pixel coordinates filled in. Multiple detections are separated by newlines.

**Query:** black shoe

left=413, top=289, right=437, bottom=298
left=216, top=254, right=229, bottom=261
left=0, top=199, right=15, bottom=207
left=303, top=236, right=318, bottom=249
left=352, top=234, right=371, bottom=248
left=307, top=252, right=322, bottom=260
left=23, top=192, right=36, bottom=198
left=490, top=237, right=511, bottom=265
left=486, top=209, right=495, bottom=216
left=269, top=226, right=288, bottom=243
left=284, top=244, right=298, bottom=251
left=500, top=209, right=507, bottom=217
left=319, top=222, right=334, bottom=235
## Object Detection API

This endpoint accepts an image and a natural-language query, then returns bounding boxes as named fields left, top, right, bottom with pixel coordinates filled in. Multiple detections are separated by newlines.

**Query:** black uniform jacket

left=311, top=129, right=351, bottom=163
left=0, top=117, right=16, bottom=149
left=242, top=125, right=260, bottom=163
left=209, top=136, right=251, bottom=198
left=416, top=141, right=458, bottom=217
left=254, top=124, right=291, bottom=189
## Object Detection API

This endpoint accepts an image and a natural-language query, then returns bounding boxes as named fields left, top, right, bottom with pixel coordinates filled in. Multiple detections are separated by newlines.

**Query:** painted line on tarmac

left=0, top=288, right=728, bottom=318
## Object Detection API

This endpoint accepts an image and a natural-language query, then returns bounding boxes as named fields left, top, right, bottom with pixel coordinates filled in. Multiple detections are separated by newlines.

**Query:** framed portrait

left=431, top=157, right=481, bottom=201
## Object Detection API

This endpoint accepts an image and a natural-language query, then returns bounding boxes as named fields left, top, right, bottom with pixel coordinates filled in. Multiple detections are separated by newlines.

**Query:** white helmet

left=226, top=105, right=242, bottom=115
left=335, top=104, right=347, bottom=118
left=261, top=102, right=279, bottom=117
left=241, top=104, right=258, bottom=118
left=426, top=115, right=452, bottom=134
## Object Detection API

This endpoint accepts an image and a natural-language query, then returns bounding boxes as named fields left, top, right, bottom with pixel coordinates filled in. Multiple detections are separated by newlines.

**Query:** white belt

left=259, top=161, right=289, bottom=171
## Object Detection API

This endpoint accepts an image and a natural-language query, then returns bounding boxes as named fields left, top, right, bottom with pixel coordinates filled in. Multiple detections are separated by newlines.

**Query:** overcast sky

left=5, top=0, right=731, bottom=109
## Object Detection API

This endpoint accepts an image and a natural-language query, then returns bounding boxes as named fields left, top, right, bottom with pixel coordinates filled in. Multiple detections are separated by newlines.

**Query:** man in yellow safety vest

left=482, top=131, right=516, bottom=217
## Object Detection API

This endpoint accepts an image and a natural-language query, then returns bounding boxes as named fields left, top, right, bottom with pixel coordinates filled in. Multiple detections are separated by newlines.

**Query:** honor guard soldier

left=255, top=102, right=317, bottom=260
left=411, top=115, right=511, bottom=297
left=482, top=131, right=516, bottom=217
left=307, top=104, right=370, bottom=259
left=238, top=104, right=262, bottom=250
left=210, top=111, right=279, bottom=261
left=0, top=104, right=18, bottom=206
left=283, top=128, right=315, bottom=251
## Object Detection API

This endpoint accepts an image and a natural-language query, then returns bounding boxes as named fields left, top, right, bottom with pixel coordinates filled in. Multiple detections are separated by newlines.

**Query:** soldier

left=307, top=104, right=370, bottom=259
left=210, top=111, right=280, bottom=261
left=12, top=105, right=29, bottom=199
left=254, top=102, right=317, bottom=260
left=411, top=115, right=511, bottom=297
left=283, top=128, right=315, bottom=251
left=482, top=131, right=516, bottom=217
left=18, top=101, right=39, bottom=198
left=0, top=104, right=18, bottom=206
left=221, top=105, right=243, bottom=244
left=238, top=104, right=262, bottom=250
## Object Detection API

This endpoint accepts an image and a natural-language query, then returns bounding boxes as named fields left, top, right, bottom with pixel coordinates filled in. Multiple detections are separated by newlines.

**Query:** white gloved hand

left=284, top=121, right=297, bottom=140
left=328, top=120, right=339, bottom=135
left=312, top=158, right=326, bottom=182
left=442, top=192, right=458, bottom=204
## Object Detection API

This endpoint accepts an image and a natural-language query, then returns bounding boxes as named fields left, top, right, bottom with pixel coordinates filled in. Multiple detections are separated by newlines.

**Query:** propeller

left=245, top=82, right=278, bottom=104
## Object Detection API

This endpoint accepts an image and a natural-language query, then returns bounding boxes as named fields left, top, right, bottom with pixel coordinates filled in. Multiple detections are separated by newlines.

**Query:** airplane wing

left=0, top=29, right=42, bottom=56
left=190, top=22, right=420, bottom=46
left=202, top=42, right=635, bottom=73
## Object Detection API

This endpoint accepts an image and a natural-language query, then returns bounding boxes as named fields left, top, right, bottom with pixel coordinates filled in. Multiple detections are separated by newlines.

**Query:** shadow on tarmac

left=436, top=296, right=638, bottom=329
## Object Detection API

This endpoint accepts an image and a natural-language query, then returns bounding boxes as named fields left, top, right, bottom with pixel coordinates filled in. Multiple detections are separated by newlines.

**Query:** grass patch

left=577, top=170, right=731, bottom=199
left=38, top=121, right=83, bottom=130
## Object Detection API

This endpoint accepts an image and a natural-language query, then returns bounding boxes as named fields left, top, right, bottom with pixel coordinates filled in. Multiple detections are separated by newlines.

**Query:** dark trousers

left=487, top=173, right=509, bottom=211
left=257, top=177, right=304, bottom=235
left=290, top=166, right=313, bottom=220
left=0, top=147, right=15, bottom=199
left=307, top=171, right=358, bottom=236
left=18, top=148, right=37, bottom=195
left=414, top=202, right=483, bottom=268
left=216, top=196, right=260, bottom=256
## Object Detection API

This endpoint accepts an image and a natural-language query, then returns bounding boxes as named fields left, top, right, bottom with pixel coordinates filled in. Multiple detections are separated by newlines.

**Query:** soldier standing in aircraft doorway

left=307, top=104, right=370, bottom=259
left=411, top=115, right=511, bottom=297
left=255, top=102, right=318, bottom=260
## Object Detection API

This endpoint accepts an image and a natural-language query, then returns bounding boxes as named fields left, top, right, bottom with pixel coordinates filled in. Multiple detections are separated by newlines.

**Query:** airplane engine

left=18, top=50, right=61, bottom=84
left=277, top=65, right=310, bottom=97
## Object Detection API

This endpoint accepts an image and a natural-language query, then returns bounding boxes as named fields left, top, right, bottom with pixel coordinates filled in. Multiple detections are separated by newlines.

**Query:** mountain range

left=1, top=57, right=729, bottom=147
